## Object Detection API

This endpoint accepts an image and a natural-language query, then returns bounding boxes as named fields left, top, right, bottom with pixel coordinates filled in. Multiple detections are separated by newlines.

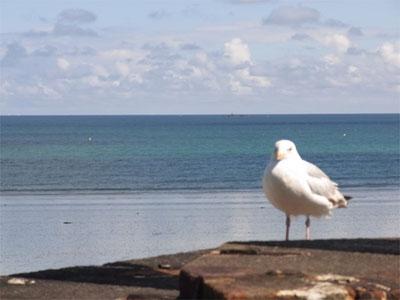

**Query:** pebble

left=158, top=263, right=171, bottom=270
left=7, top=277, right=35, bottom=285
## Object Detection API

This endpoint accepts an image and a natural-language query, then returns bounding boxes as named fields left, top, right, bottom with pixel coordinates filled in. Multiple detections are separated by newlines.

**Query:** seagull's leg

left=285, top=215, right=291, bottom=241
left=305, top=216, right=311, bottom=240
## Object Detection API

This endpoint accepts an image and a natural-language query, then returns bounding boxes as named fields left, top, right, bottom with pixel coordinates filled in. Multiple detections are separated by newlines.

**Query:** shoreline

left=1, top=184, right=399, bottom=195
left=1, top=238, right=399, bottom=299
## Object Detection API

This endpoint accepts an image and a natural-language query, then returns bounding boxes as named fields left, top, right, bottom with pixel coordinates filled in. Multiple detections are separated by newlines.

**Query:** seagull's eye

left=288, top=147, right=292, bottom=151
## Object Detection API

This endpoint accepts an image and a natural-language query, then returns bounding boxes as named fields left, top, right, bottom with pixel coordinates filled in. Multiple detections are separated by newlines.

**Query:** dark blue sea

left=1, top=114, right=399, bottom=274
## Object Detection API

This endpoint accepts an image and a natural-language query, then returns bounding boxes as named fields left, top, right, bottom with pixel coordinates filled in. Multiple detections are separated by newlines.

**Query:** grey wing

left=303, top=161, right=337, bottom=184
left=303, top=160, right=347, bottom=207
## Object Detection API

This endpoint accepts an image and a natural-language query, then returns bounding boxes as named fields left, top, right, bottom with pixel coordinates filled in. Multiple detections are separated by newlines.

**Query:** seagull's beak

left=275, top=149, right=285, bottom=161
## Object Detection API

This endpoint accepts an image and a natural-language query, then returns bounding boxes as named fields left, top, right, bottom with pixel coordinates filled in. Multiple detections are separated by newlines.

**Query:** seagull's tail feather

left=337, top=195, right=352, bottom=208
left=329, top=194, right=351, bottom=209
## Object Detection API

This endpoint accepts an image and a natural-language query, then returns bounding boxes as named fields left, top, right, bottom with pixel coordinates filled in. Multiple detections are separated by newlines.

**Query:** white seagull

left=262, top=140, right=351, bottom=240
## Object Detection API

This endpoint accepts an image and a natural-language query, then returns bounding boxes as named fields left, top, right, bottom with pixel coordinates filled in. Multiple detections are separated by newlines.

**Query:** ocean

left=1, top=114, right=399, bottom=275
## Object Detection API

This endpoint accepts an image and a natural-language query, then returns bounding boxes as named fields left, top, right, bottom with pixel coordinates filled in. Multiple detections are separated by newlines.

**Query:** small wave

left=0, top=187, right=264, bottom=196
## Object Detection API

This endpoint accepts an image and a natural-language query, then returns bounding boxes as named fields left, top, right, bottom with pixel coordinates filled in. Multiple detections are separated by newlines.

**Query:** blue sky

left=0, top=0, right=399, bottom=114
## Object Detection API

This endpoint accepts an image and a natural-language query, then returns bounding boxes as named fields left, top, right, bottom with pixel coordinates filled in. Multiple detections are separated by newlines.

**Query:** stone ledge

left=179, top=239, right=400, bottom=299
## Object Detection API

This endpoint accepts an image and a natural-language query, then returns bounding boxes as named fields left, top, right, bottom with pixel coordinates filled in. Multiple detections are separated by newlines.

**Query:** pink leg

left=305, top=216, right=311, bottom=240
left=285, top=215, right=290, bottom=241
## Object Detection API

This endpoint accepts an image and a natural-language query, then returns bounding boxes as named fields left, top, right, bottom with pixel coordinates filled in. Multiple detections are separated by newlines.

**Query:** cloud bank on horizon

left=0, top=0, right=399, bottom=114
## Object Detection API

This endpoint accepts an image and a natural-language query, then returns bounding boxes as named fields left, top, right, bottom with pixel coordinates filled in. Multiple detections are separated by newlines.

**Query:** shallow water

left=1, top=187, right=399, bottom=275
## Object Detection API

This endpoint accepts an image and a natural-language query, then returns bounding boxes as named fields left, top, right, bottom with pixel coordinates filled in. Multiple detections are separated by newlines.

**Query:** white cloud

left=347, top=65, right=362, bottom=83
left=229, top=76, right=252, bottom=95
left=224, top=38, right=252, bottom=65
left=235, top=68, right=271, bottom=87
left=192, top=52, right=215, bottom=71
left=229, top=68, right=271, bottom=95
left=323, top=54, right=340, bottom=65
left=379, top=42, right=400, bottom=67
left=222, top=38, right=271, bottom=94
left=114, top=61, right=145, bottom=83
left=115, top=61, right=130, bottom=77
left=82, top=75, right=103, bottom=87
left=100, top=49, right=144, bottom=61
left=92, top=65, right=109, bottom=78
left=57, top=57, right=70, bottom=70
left=325, top=77, right=346, bottom=87
left=37, top=83, right=61, bottom=98
left=1, top=6, right=398, bottom=114
left=323, top=64, right=363, bottom=87
left=325, top=34, right=351, bottom=53
left=0, top=80, right=13, bottom=96
left=11, top=83, right=61, bottom=98
left=288, top=58, right=303, bottom=68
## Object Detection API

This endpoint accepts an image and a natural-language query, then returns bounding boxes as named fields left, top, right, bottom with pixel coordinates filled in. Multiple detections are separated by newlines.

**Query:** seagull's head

left=273, top=140, right=301, bottom=161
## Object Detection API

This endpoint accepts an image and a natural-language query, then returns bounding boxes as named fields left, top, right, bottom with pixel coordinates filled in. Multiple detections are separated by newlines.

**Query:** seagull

left=262, top=140, right=351, bottom=241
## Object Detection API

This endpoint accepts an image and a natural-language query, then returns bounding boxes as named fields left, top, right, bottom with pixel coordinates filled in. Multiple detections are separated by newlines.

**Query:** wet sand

left=2, top=187, right=399, bottom=275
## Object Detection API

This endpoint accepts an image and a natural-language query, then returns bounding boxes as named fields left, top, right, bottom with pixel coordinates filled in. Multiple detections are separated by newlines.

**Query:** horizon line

left=0, top=112, right=399, bottom=117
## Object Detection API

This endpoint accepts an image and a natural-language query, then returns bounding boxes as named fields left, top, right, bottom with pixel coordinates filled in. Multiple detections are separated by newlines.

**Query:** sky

left=0, top=0, right=399, bottom=115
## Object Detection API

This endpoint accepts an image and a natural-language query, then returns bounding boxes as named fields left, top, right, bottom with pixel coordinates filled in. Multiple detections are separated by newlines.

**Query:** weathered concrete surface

left=0, top=249, right=209, bottom=300
left=179, top=239, right=400, bottom=299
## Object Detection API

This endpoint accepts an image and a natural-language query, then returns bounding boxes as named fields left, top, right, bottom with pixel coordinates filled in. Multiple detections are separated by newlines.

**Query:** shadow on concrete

left=230, top=238, right=400, bottom=255
left=13, top=263, right=178, bottom=290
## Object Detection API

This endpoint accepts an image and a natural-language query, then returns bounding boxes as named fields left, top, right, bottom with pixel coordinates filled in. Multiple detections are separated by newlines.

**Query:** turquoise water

left=0, top=114, right=399, bottom=275
left=1, top=114, right=399, bottom=192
